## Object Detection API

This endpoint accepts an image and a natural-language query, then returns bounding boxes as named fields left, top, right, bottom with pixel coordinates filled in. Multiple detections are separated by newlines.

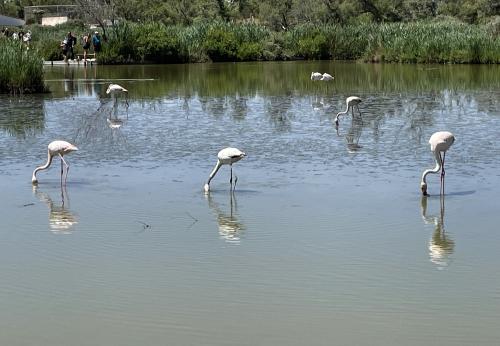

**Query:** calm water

left=1, top=61, right=499, bottom=345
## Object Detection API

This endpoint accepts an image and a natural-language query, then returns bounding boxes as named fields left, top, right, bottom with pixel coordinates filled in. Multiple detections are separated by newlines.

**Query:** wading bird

left=32, top=140, right=78, bottom=185
left=334, top=96, right=362, bottom=127
left=335, top=96, right=361, bottom=126
left=106, top=83, right=128, bottom=106
left=321, top=73, right=334, bottom=81
left=311, top=72, right=323, bottom=81
left=420, top=131, right=455, bottom=196
left=204, top=148, right=246, bottom=192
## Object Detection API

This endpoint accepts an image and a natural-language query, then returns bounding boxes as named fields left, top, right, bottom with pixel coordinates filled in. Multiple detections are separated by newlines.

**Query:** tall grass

left=24, top=20, right=500, bottom=65
left=0, top=38, right=46, bottom=94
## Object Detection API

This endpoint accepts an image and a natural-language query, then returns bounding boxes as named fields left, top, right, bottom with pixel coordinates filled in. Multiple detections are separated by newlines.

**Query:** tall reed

left=0, top=38, right=46, bottom=94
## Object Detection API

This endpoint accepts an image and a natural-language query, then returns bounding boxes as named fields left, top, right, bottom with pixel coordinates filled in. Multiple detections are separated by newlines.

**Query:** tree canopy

left=1, top=0, right=499, bottom=26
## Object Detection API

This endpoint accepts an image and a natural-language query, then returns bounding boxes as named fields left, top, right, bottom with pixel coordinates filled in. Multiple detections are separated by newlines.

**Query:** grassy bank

left=0, top=38, right=46, bottom=94
left=23, top=20, right=500, bottom=65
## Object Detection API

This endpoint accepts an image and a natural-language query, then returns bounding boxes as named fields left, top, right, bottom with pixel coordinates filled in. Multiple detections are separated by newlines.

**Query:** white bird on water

left=311, top=72, right=323, bottom=81
left=204, top=148, right=246, bottom=192
left=321, top=72, right=334, bottom=81
left=421, top=131, right=455, bottom=196
left=106, top=83, right=128, bottom=106
left=32, top=140, right=78, bottom=185
left=334, top=96, right=362, bottom=127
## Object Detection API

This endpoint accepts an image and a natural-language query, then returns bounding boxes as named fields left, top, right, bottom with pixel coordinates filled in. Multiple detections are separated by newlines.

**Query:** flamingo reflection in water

left=107, top=102, right=129, bottom=129
left=206, top=192, right=245, bottom=244
left=33, top=185, right=78, bottom=234
left=421, top=195, right=454, bottom=269
left=336, top=116, right=363, bottom=153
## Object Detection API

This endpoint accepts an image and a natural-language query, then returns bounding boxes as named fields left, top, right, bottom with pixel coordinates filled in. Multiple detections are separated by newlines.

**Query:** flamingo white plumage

left=334, top=96, right=362, bottom=127
left=204, top=147, right=246, bottom=192
left=420, top=131, right=455, bottom=196
left=106, top=83, right=128, bottom=106
left=321, top=73, right=334, bottom=81
left=311, top=72, right=323, bottom=81
left=32, top=140, right=78, bottom=185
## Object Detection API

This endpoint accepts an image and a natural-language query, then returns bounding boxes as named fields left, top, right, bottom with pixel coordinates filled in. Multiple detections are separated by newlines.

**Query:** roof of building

left=0, top=14, right=25, bottom=27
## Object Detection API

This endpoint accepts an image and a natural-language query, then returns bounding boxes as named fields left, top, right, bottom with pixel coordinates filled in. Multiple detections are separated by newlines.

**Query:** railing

left=24, top=5, right=78, bottom=24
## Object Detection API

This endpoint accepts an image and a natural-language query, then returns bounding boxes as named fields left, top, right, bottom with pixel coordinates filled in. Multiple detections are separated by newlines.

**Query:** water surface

left=1, top=61, right=499, bottom=345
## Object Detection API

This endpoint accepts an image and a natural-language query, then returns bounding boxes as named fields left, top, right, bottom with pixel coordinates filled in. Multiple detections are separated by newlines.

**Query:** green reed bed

left=0, top=39, right=46, bottom=94
left=24, top=20, right=500, bottom=64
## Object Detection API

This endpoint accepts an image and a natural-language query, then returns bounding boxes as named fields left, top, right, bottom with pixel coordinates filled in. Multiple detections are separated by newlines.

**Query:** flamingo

left=334, top=96, right=362, bottom=127
left=204, top=147, right=246, bottom=192
left=420, top=131, right=455, bottom=196
left=32, top=140, right=78, bottom=185
left=106, top=83, right=128, bottom=106
left=321, top=73, right=334, bottom=81
left=311, top=72, right=322, bottom=81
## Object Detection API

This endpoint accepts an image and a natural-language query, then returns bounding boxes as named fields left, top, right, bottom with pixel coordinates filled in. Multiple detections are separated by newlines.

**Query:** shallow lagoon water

left=1, top=61, right=500, bottom=345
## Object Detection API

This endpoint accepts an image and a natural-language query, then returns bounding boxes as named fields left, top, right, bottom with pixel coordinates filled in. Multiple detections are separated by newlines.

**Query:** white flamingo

left=311, top=72, right=322, bottom=81
left=421, top=131, right=455, bottom=196
left=106, top=83, right=128, bottom=106
left=204, top=148, right=246, bottom=192
left=32, top=140, right=78, bottom=185
left=334, top=96, right=362, bottom=127
left=321, top=72, right=334, bottom=81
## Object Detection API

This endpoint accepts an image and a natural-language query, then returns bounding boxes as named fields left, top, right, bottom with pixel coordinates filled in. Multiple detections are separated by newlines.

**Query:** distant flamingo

left=32, top=140, right=78, bottom=185
left=311, top=72, right=322, bottom=81
left=321, top=73, right=334, bottom=81
left=106, top=83, right=128, bottom=106
left=420, top=131, right=455, bottom=196
left=204, top=148, right=246, bottom=192
left=334, top=96, right=362, bottom=127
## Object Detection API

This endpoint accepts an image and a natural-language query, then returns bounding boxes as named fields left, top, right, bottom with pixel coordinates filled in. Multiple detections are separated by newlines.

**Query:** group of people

left=2, top=27, right=32, bottom=46
left=60, top=31, right=102, bottom=62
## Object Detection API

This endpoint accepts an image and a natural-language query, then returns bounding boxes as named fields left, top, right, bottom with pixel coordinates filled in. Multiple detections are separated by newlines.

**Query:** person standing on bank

left=92, top=31, right=102, bottom=59
left=82, top=32, right=91, bottom=62
left=66, top=32, right=76, bottom=61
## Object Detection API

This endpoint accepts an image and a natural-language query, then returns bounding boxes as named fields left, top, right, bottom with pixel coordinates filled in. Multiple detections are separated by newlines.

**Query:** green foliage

left=0, top=38, right=46, bottom=94
left=204, top=27, right=238, bottom=61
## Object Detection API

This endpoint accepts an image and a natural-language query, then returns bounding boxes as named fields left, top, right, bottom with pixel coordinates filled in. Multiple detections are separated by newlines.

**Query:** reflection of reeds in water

left=421, top=196, right=454, bottom=269
left=33, top=186, right=78, bottom=234
left=206, top=192, right=245, bottom=244
left=73, top=102, right=128, bottom=150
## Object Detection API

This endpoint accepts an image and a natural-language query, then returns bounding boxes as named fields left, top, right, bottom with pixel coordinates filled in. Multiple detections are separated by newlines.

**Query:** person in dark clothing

left=65, top=32, right=77, bottom=60
left=92, top=31, right=102, bottom=59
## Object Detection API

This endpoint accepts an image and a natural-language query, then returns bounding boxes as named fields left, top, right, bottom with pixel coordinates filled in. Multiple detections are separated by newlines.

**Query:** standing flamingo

left=32, top=140, right=78, bottom=185
left=106, top=83, right=128, bottom=106
left=420, top=131, right=455, bottom=196
left=334, top=96, right=362, bottom=127
left=204, top=148, right=246, bottom=192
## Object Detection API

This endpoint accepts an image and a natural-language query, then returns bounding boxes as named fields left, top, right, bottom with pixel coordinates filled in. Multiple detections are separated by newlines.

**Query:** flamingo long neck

left=421, top=150, right=442, bottom=185
left=206, top=160, right=222, bottom=186
left=32, top=150, right=53, bottom=181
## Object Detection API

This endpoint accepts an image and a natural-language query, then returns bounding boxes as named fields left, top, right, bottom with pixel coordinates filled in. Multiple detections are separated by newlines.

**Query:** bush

left=0, top=39, right=46, bottom=94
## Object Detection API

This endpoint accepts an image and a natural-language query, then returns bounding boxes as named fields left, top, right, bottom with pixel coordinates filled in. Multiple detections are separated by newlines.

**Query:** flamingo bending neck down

left=335, top=96, right=362, bottom=127
left=421, top=131, right=455, bottom=196
left=106, top=84, right=128, bottom=106
left=320, top=73, right=334, bottom=81
left=32, top=140, right=78, bottom=185
left=204, top=147, right=246, bottom=192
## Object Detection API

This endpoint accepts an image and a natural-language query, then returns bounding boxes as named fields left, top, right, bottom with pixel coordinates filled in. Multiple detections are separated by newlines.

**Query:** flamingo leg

left=230, top=165, right=233, bottom=187
left=234, top=174, right=238, bottom=191
left=59, top=154, right=70, bottom=185
left=357, top=105, right=362, bottom=118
